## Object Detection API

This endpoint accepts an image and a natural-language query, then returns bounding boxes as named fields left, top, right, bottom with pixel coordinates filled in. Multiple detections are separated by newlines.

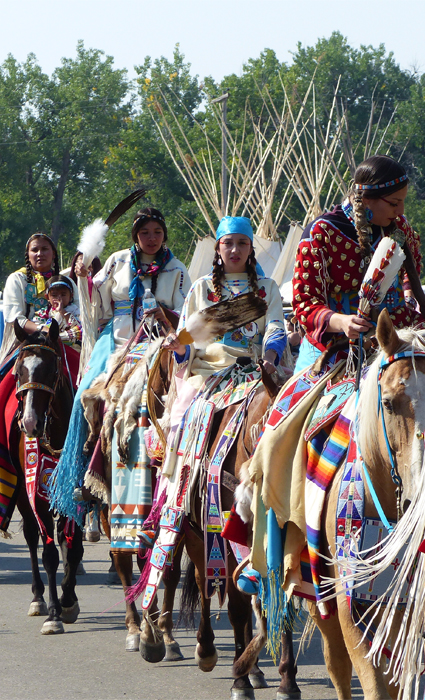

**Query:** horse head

left=13, top=318, right=62, bottom=438
left=357, top=308, right=425, bottom=516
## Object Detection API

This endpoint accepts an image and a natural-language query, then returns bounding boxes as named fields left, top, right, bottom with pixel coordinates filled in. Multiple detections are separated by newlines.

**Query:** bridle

left=15, top=342, right=62, bottom=455
left=373, top=349, right=425, bottom=523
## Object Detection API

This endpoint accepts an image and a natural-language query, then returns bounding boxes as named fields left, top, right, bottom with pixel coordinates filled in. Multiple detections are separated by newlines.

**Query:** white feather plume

left=77, top=218, right=108, bottom=267
left=359, top=236, right=406, bottom=313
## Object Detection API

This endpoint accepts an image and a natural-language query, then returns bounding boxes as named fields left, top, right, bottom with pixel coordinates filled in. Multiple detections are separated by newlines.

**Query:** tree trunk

left=51, top=148, right=71, bottom=245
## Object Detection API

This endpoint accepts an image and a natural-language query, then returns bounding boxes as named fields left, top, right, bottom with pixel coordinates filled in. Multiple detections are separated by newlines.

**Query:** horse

left=238, top=309, right=425, bottom=699
left=80, top=315, right=185, bottom=660
left=139, top=356, right=300, bottom=700
left=308, top=309, right=425, bottom=699
left=10, top=318, right=83, bottom=634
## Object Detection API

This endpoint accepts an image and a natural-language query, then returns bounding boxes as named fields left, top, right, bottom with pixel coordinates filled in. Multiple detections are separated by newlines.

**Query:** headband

left=48, top=279, right=73, bottom=294
left=134, top=213, right=165, bottom=225
left=26, top=233, right=56, bottom=249
left=355, top=174, right=408, bottom=191
left=216, top=216, right=253, bottom=242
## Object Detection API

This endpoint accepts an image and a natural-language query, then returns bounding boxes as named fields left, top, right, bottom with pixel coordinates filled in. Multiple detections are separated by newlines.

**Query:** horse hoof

left=276, top=692, right=301, bottom=700
left=106, top=570, right=121, bottom=586
left=140, top=638, right=166, bottom=663
left=165, top=641, right=184, bottom=661
left=231, top=689, right=255, bottom=700
left=249, top=673, right=268, bottom=689
left=28, top=601, right=48, bottom=616
left=195, top=644, right=218, bottom=672
left=61, top=601, right=80, bottom=624
left=41, top=620, right=65, bottom=635
left=125, top=633, right=140, bottom=652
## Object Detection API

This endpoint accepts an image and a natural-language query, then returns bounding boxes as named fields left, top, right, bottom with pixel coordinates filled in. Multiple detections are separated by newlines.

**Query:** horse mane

left=356, top=326, right=425, bottom=463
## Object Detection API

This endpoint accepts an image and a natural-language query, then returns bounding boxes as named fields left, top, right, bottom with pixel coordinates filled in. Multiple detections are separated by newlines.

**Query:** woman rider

left=293, top=155, right=423, bottom=372
left=49, top=207, right=191, bottom=526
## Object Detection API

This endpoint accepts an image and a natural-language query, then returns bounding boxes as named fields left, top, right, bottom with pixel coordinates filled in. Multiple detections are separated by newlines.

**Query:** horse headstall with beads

left=14, top=342, right=63, bottom=455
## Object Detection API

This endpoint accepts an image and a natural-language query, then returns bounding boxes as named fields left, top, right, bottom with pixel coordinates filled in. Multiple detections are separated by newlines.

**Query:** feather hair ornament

left=77, top=187, right=146, bottom=384
left=178, top=292, right=268, bottom=348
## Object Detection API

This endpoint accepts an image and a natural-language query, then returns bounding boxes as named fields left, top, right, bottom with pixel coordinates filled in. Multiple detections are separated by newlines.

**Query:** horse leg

left=335, top=597, right=397, bottom=700
left=185, top=527, right=218, bottom=671
left=276, top=628, right=301, bottom=700
left=113, top=551, right=142, bottom=652
left=57, top=517, right=83, bottom=623
left=227, top=574, right=256, bottom=700
left=17, top=494, right=48, bottom=617
left=244, top=602, right=268, bottom=690
left=159, top=538, right=184, bottom=661
left=308, top=601, right=352, bottom=700
left=39, top=511, right=64, bottom=635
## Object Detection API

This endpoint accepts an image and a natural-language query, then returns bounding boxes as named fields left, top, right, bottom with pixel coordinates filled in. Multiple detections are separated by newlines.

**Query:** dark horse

left=11, top=318, right=83, bottom=634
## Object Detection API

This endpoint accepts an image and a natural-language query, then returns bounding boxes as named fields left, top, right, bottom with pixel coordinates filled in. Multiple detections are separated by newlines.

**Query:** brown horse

left=171, top=362, right=300, bottom=700
left=81, top=325, right=185, bottom=660
left=11, top=319, right=83, bottom=634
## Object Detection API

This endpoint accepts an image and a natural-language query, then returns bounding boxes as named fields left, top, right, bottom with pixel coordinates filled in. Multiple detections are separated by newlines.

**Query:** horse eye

left=382, top=398, right=393, bottom=414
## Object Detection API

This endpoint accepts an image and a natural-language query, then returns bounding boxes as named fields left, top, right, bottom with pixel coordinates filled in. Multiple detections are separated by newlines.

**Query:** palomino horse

left=309, top=309, right=425, bottom=699
left=169, top=362, right=300, bottom=700
left=239, top=309, right=425, bottom=699
left=12, top=319, right=83, bottom=634
left=81, top=318, right=185, bottom=660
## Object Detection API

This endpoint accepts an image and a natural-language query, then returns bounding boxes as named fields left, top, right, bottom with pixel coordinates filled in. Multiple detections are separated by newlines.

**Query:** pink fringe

left=125, top=489, right=167, bottom=604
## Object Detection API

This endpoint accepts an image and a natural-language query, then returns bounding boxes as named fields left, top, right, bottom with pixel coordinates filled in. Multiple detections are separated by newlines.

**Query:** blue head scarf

left=215, top=216, right=264, bottom=276
left=216, top=216, right=253, bottom=241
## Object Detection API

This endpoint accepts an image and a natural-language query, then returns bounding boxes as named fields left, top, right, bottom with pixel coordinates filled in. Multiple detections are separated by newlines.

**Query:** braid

left=353, top=192, right=372, bottom=272
left=25, top=250, right=33, bottom=284
left=212, top=248, right=225, bottom=300
left=151, top=274, right=158, bottom=297
left=246, top=249, right=259, bottom=295
left=53, top=256, right=59, bottom=276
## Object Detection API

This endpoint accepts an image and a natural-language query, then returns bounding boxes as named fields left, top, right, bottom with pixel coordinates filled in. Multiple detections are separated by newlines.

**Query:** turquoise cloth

left=216, top=216, right=253, bottom=241
left=294, top=337, right=322, bottom=373
left=48, top=320, right=115, bottom=525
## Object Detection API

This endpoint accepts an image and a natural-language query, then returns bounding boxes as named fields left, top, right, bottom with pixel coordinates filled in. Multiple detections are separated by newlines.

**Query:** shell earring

left=162, top=242, right=168, bottom=251
left=217, top=255, right=223, bottom=266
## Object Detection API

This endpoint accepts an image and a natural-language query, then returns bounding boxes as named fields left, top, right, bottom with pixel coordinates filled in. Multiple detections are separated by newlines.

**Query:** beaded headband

left=26, top=233, right=56, bottom=249
left=355, top=174, right=408, bottom=191
left=134, top=213, right=165, bottom=225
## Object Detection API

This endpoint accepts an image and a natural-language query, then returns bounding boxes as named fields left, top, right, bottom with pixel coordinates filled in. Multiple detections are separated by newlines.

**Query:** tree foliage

left=0, top=33, right=424, bottom=285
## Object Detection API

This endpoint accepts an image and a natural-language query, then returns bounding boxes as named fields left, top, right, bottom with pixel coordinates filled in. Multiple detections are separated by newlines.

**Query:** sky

left=1, top=0, right=425, bottom=82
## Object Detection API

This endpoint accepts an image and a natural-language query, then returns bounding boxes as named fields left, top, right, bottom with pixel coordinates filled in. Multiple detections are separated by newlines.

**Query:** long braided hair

left=212, top=241, right=259, bottom=300
left=351, top=155, right=409, bottom=270
left=25, top=233, right=59, bottom=317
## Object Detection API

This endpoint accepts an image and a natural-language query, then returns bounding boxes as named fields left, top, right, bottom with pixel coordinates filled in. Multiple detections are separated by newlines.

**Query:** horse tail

left=177, top=559, right=200, bottom=630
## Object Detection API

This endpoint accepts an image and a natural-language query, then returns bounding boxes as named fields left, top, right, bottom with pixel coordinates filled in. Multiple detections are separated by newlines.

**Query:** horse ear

left=48, top=318, right=60, bottom=342
left=14, top=318, right=28, bottom=343
left=376, top=308, right=403, bottom=357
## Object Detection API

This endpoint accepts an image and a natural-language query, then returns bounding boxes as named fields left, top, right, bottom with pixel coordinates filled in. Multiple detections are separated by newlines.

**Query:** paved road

left=0, top=516, right=361, bottom=700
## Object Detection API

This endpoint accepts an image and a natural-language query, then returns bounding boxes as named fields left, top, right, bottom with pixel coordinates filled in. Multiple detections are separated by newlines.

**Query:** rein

left=363, top=349, right=425, bottom=526
left=15, top=341, right=63, bottom=454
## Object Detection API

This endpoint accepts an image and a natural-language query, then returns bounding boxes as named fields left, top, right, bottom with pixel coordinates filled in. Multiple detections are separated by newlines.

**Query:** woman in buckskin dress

left=49, top=207, right=191, bottom=530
